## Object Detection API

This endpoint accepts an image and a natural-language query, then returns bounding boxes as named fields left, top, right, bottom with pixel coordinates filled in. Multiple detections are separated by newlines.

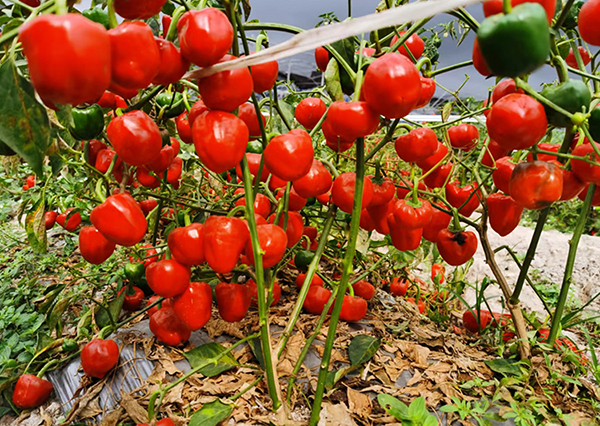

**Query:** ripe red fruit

left=295, top=273, right=324, bottom=290
left=352, top=280, right=375, bottom=300
left=295, top=98, right=327, bottom=130
left=107, top=110, right=162, bottom=167
left=19, top=14, right=111, bottom=106
left=340, top=295, right=368, bottom=322
left=472, top=37, right=491, bottom=77
left=81, top=339, right=120, bottom=379
left=362, top=53, right=421, bottom=119
left=91, top=193, right=147, bottom=247
left=238, top=103, right=266, bottom=138
left=168, top=223, right=205, bottom=266
left=245, top=224, right=288, bottom=268
left=12, top=375, right=53, bottom=409
left=566, top=46, right=591, bottom=68
left=108, top=21, right=161, bottom=90
left=422, top=203, right=452, bottom=243
left=264, top=129, right=314, bottom=181
left=177, top=8, right=233, bottom=67
left=172, top=282, right=213, bottom=331
left=445, top=182, right=481, bottom=217
left=114, top=0, right=166, bottom=19
left=118, top=286, right=145, bottom=312
left=193, top=110, right=249, bottom=174
left=303, top=285, right=332, bottom=315
left=389, top=277, right=409, bottom=296
left=315, top=46, right=330, bottom=71
left=327, top=101, right=380, bottom=140
left=79, top=226, right=116, bottom=265
left=509, top=161, right=563, bottom=210
left=203, top=216, right=249, bottom=274
left=486, top=94, right=548, bottom=151
left=152, top=38, right=190, bottom=86
left=571, top=143, right=600, bottom=184
left=578, top=0, right=600, bottom=46
left=486, top=193, right=524, bottom=236
left=45, top=211, right=58, bottom=230
left=436, top=229, right=478, bottom=266
left=388, top=217, right=423, bottom=251
left=56, top=208, right=82, bottom=232
left=395, top=127, right=438, bottom=163
left=251, top=58, right=279, bottom=93
left=293, top=160, right=333, bottom=199
left=198, top=55, right=253, bottom=112
left=448, top=124, right=479, bottom=151
left=415, top=77, right=436, bottom=108
left=491, top=79, right=523, bottom=103
left=215, top=282, right=251, bottom=322
left=149, top=307, right=191, bottom=346
left=331, top=172, right=374, bottom=214
left=390, top=31, right=425, bottom=60
left=146, top=259, right=191, bottom=298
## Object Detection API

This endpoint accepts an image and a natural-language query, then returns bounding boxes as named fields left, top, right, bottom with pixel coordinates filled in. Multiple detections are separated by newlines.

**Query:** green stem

left=309, top=138, right=366, bottom=426
left=240, top=156, right=282, bottom=410
left=106, top=0, right=118, bottom=28
left=166, top=7, right=186, bottom=42
left=125, top=86, right=163, bottom=113
left=548, top=183, right=595, bottom=345
left=275, top=207, right=337, bottom=358
left=363, top=119, right=400, bottom=163
left=515, top=78, right=574, bottom=119
left=553, top=0, right=576, bottom=30
left=428, top=60, right=473, bottom=77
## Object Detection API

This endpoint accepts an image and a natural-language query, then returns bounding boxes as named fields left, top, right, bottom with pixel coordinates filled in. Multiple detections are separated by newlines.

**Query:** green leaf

left=95, top=289, right=125, bottom=329
left=348, top=334, right=380, bottom=366
left=189, top=399, right=232, bottom=426
left=377, top=393, right=409, bottom=420
left=324, top=59, right=344, bottom=102
left=439, top=405, right=460, bottom=413
left=184, top=342, right=238, bottom=377
left=25, top=196, right=46, bottom=254
left=423, top=416, right=439, bottom=426
left=484, top=358, right=523, bottom=376
left=0, top=59, right=50, bottom=176
left=408, top=396, right=426, bottom=418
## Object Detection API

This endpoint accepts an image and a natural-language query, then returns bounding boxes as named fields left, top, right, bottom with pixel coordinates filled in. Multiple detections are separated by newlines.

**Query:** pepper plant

left=1, top=0, right=600, bottom=423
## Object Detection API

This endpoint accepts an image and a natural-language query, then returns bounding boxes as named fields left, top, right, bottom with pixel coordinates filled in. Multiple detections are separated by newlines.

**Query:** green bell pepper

left=477, top=3, right=550, bottom=78
left=587, top=108, right=600, bottom=142
left=155, top=92, right=185, bottom=119
left=540, top=79, right=591, bottom=128
left=70, top=104, right=105, bottom=141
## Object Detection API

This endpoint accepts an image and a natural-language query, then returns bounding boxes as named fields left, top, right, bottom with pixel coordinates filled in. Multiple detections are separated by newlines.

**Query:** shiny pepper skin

left=168, top=223, right=205, bottom=266
left=56, top=208, right=82, bottom=232
left=303, top=285, right=332, bottom=315
left=392, top=198, right=433, bottom=229
left=445, top=182, right=481, bottom=217
left=79, top=226, right=116, bottom=265
left=203, top=216, right=249, bottom=273
left=391, top=31, right=425, bottom=59
left=149, top=307, right=191, bottom=346
left=91, top=193, right=147, bottom=247
left=448, top=124, right=479, bottom=151
left=246, top=278, right=281, bottom=306
left=107, top=110, right=162, bottom=167
left=264, top=129, right=314, bottom=181
left=12, top=375, right=53, bottom=409
left=331, top=172, right=374, bottom=214
left=295, top=273, right=324, bottom=290
left=327, top=101, right=380, bottom=140
left=436, top=229, right=478, bottom=266
left=571, top=143, right=600, bottom=184
left=215, top=282, right=251, bottom=322
left=114, top=0, right=166, bottom=20
left=137, top=419, right=175, bottom=426
left=238, top=103, right=266, bottom=139
left=486, top=94, right=548, bottom=151
left=293, top=160, right=333, bottom=199
left=45, top=211, right=57, bottom=230
left=295, top=98, right=327, bottom=130
left=395, top=127, right=438, bottom=163
left=81, top=339, right=120, bottom=379
left=19, top=14, right=111, bottom=106
left=176, top=112, right=194, bottom=144
left=117, top=286, right=145, bottom=311
left=352, top=280, right=375, bottom=300
left=177, top=8, right=233, bottom=67
left=486, top=193, right=524, bottom=237
left=152, top=38, right=191, bottom=86
left=368, top=176, right=395, bottom=206
left=340, top=295, right=368, bottom=322
left=245, top=224, right=288, bottom=268
left=269, top=210, right=304, bottom=248
left=173, top=282, right=213, bottom=331
left=250, top=57, right=279, bottom=93
left=415, top=77, right=436, bottom=108
left=146, top=259, right=191, bottom=298
left=199, top=54, right=254, bottom=112
left=193, top=110, right=249, bottom=174
left=108, top=21, right=160, bottom=90
left=362, top=53, right=421, bottom=119
left=389, top=277, right=409, bottom=296
left=509, top=161, right=563, bottom=210
left=493, top=157, right=517, bottom=194
left=388, top=216, right=423, bottom=251
left=422, top=203, right=452, bottom=243
left=578, top=0, right=600, bottom=46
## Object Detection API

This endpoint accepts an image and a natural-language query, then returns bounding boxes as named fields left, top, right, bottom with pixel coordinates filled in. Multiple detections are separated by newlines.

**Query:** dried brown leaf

left=120, top=391, right=148, bottom=424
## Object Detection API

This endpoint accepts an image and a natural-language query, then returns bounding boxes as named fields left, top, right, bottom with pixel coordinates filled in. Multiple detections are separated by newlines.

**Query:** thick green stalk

left=275, top=207, right=337, bottom=358
left=363, top=119, right=401, bottom=163
left=240, top=157, right=282, bottom=410
left=309, top=138, right=366, bottom=426
left=548, top=184, right=595, bottom=344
